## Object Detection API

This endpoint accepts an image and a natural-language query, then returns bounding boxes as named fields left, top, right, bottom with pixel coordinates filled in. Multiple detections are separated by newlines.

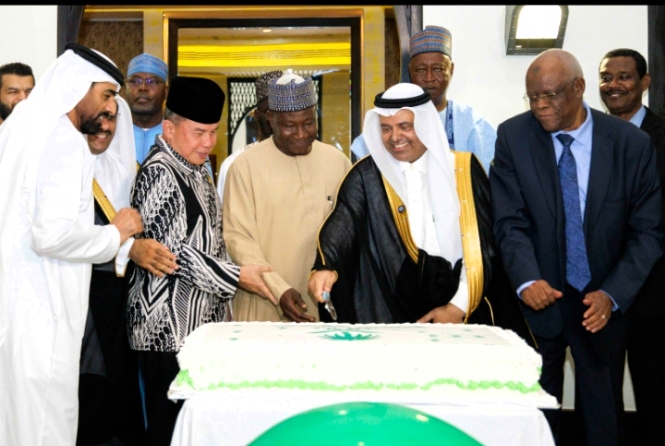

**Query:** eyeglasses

left=524, top=78, right=578, bottom=103
left=127, top=77, right=164, bottom=89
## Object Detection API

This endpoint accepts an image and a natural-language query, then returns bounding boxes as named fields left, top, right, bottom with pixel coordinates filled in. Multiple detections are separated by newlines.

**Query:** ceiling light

left=262, top=28, right=272, bottom=33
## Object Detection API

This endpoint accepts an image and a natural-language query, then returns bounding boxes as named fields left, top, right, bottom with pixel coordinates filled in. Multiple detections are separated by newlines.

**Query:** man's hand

left=129, top=238, right=177, bottom=277
left=280, top=288, right=315, bottom=323
left=308, top=270, right=338, bottom=303
left=417, top=303, right=465, bottom=324
left=520, top=280, right=563, bottom=310
left=111, top=208, right=143, bottom=244
left=238, top=264, right=276, bottom=305
left=582, top=290, right=613, bottom=333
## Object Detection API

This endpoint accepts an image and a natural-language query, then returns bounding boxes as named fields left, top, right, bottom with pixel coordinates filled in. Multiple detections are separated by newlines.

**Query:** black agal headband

left=64, top=42, right=124, bottom=87
left=373, top=88, right=431, bottom=108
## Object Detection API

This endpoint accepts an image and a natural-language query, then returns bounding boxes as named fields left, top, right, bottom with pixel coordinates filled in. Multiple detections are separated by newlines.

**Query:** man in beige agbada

left=223, top=70, right=351, bottom=322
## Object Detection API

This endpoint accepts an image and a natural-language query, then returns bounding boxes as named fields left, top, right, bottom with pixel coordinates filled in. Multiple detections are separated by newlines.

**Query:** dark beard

left=80, top=115, right=102, bottom=135
left=0, top=102, right=11, bottom=120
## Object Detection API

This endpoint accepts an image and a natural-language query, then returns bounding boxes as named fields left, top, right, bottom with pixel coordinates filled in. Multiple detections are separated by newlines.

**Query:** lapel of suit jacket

left=529, top=116, right=559, bottom=219
left=585, top=110, right=613, bottom=237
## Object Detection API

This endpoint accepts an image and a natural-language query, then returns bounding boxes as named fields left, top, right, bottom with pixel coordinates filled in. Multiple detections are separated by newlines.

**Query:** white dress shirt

left=400, top=151, right=469, bottom=314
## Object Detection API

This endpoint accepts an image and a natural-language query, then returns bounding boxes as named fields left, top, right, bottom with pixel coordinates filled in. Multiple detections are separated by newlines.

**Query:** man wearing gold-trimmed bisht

left=309, top=83, right=530, bottom=337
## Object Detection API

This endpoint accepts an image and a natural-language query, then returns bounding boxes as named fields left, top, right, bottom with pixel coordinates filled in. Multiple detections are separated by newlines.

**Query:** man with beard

left=216, top=70, right=282, bottom=205
left=224, top=70, right=351, bottom=322
left=599, top=48, right=665, bottom=445
left=125, top=53, right=169, bottom=165
left=0, top=62, right=34, bottom=125
left=78, top=96, right=177, bottom=445
left=350, top=26, right=496, bottom=173
left=0, top=43, right=143, bottom=446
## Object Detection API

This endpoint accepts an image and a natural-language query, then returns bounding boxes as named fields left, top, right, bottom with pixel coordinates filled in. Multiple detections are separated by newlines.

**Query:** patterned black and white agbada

left=127, top=136, right=240, bottom=352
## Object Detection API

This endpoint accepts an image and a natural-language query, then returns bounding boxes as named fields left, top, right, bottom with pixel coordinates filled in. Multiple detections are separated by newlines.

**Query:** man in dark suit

left=490, top=49, right=663, bottom=446
left=599, top=48, right=665, bottom=445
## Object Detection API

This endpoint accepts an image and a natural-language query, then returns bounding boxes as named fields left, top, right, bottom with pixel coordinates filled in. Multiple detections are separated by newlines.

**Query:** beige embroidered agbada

left=223, top=136, right=350, bottom=321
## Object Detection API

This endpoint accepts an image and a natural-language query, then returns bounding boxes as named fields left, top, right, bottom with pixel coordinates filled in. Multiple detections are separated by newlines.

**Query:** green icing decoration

left=176, top=373, right=542, bottom=394
left=322, top=331, right=375, bottom=341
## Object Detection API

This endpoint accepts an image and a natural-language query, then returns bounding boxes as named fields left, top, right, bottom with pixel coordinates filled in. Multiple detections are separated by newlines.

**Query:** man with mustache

left=0, top=43, right=143, bottom=446
left=350, top=26, right=496, bottom=173
left=0, top=62, right=34, bottom=126
left=599, top=48, right=665, bottom=445
left=79, top=96, right=177, bottom=445
left=126, top=53, right=169, bottom=165
left=491, top=49, right=663, bottom=445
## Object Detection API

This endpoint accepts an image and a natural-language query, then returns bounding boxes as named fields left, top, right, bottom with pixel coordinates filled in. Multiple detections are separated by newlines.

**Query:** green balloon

left=249, top=402, right=482, bottom=446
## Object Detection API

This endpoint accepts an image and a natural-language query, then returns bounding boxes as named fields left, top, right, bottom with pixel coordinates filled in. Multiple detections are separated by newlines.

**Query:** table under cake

left=168, top=322, right=557, bottom=446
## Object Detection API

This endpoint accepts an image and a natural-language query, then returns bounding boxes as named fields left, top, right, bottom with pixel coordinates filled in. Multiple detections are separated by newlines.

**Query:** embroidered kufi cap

left=410, top=25, right=452, bottom=60
left=127, top=53, right=168, bottom=82
left=268, top=69, right=317, bottom=112
left=64, top=42, right=124, bottom=87
left=255, top=70, right=283, bottom=104
left=166, top=76, right=225, bottom=124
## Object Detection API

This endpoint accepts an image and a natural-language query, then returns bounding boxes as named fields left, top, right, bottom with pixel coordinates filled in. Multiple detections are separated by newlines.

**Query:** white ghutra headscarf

left=362, top=83, right=463, bottom=265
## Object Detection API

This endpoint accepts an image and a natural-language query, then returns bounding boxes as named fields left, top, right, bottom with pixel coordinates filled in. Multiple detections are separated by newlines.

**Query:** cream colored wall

left=321, top=71, right=351, bottom=156
left=0, top=6, right=57, bottom=80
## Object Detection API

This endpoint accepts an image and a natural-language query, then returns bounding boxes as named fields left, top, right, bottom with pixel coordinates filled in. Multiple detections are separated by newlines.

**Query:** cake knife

left=322, top=291, right=337, bottom=321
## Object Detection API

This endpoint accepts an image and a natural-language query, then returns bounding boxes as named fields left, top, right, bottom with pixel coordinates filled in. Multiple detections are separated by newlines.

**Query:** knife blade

left=322, top=291, right=337, bottom=321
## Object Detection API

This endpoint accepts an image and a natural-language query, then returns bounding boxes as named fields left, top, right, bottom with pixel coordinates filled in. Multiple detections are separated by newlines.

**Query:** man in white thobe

left=0, top=43, right=143, bottom=446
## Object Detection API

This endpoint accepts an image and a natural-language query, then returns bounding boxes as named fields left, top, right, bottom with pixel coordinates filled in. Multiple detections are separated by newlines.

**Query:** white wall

left=424, top=5, right=648, bottom=128
left=0, top=6, right=58, bottom=81
left=424, top=5, right=647, bottom=411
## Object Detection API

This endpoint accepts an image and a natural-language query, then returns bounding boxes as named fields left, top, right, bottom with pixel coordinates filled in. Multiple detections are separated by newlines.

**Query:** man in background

left=125, top=53, right=168, bottom=165
left=599, top=48, right=665, bottom=445
left=350, top=26, right=496, bottom=173
left=224, top=70, right=351, bottom=323
left=0, top=62, right=34, bottom=125
left=79, top=95, right=178, bottom=445
left=216, top=70, right=282, bottom=205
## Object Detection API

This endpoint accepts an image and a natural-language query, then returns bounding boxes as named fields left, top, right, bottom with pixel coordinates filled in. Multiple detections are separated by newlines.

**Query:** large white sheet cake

left=168, top=322, right=558, bottom=408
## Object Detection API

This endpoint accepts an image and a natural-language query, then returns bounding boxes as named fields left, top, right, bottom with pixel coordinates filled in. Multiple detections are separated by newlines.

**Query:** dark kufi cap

left=410, top=25, right=453, bottom=60
left=65, top=42, right=124, bottom=87
left=166, top=76, right=225, bottom=124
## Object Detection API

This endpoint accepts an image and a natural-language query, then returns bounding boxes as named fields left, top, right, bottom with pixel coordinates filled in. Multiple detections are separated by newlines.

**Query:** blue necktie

left=557, top=134, right=591, bottom=291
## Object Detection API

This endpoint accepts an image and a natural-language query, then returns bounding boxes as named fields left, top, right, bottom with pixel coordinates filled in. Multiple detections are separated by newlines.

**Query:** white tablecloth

left=170, top=391, right=555, bottom=446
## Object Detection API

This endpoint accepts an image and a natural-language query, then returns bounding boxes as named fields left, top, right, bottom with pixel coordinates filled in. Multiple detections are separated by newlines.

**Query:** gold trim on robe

left=382, top=176, right=419, bottom=263
left=92, top=178, right=117, bottom=222
left=453, top=151, right=484, bottom=323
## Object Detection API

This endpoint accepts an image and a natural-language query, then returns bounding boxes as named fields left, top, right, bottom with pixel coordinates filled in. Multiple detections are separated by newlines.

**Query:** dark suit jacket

left=490, top=108, right=663, bottom=342
left=630, top=107, right=665, bottom=316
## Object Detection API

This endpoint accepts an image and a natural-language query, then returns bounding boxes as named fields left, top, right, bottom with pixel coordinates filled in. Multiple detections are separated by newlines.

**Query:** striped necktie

left=557, top=133, right=591, bottom=291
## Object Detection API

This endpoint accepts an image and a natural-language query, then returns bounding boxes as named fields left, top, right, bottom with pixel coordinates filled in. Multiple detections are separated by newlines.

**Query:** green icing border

left=175, top=370, right=541, bottom=394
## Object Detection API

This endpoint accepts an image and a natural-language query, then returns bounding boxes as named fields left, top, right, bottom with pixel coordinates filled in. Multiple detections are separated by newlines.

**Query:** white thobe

left=0, top=116, right=120, bottom=446
left=400, top=152, right=469, bottom=314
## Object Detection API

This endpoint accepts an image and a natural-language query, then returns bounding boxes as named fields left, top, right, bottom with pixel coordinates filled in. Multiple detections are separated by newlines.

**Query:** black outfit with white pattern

left=127, top=136, right=241, bottom=445
left=128, top=136, right=240, bottom=352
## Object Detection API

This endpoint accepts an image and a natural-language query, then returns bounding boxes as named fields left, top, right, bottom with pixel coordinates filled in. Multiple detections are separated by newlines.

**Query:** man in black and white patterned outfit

left=127, top=76, right=274, bottom=445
